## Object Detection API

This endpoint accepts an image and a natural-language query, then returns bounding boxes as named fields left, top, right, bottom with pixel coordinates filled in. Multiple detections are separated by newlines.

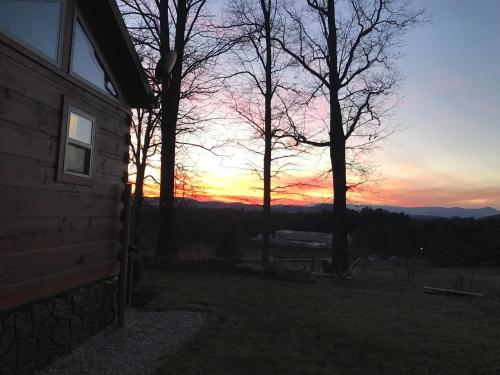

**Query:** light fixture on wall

left=155, top=50, right=177, bottom=84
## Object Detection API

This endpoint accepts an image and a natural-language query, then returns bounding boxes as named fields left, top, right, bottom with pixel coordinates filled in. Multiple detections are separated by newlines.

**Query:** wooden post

left=470, top=266, right=475, bottom=289
left=362, top=257, right=368, bottom=277
left=118, top=183, right=132, bottom=328
left=126, top=251, right=134, bottom=306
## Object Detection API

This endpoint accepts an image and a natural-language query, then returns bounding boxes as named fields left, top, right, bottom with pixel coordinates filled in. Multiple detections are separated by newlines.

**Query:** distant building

left=273, top=230, right=333, bottom=250
left=0, top=1, right=150, bottom=373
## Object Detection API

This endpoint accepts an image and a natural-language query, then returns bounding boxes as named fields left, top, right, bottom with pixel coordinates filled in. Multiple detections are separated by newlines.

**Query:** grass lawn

left=140, top=270, right=500, bottom=375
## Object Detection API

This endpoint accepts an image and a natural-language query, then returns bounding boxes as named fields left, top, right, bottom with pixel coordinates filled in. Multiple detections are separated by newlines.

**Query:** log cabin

left=0, top=0, right=150, bottom=373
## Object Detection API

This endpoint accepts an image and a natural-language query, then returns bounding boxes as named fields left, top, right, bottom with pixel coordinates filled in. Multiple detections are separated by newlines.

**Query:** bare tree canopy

left=223, top=0, right=311, bottom=265
left=120, top=0, right=232, bottom=257
left=121, top=0, right=425, bottom=269
left=274, top=0, right=426, bottom=272
left=129, top=106, right=161, bottom=242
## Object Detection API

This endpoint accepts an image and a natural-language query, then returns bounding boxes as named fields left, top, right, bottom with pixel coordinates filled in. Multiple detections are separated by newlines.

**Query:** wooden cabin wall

left=0, top=40, right=130, bottom=310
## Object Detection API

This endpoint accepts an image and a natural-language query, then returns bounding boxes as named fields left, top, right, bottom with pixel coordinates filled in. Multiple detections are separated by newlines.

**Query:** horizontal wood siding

left=0, top=241, right=120, bottom=286
left=0, top=261, right=120, bottom=311
left=0, top=37, right=129, bottom=310
left=0, top=156, right=124, bottom=196
left=0, top=217, right=121, bottom=255
left=0, top=186, right=122, bottom=219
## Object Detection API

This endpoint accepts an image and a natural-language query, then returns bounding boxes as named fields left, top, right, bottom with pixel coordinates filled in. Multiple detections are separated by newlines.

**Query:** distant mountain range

left=144, top=197, right=500, bottom=219
left=350, top=205, right=500, bottom=219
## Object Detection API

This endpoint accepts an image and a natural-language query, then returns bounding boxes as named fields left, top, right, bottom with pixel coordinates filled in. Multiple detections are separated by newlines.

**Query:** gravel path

left=37, top=309, right=206, bottom=375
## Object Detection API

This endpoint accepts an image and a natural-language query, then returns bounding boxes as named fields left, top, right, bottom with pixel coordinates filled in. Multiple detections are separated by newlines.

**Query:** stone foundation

left=0, top=278, right=117, bottom=375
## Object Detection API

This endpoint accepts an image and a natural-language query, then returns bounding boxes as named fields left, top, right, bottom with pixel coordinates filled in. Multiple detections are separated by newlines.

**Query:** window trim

left=64, top=107, right=96, bottom=177
left=0, top=0, right=66, bottom=66
left=57, top=97, right=97, bottom=186
left=69, top=12, right=121, bottom=100
left=0, top=1, right=130, bottom=111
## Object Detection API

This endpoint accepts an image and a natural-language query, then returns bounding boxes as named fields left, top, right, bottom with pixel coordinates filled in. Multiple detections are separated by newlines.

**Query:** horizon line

left=143, top=195, right=500, bottom=211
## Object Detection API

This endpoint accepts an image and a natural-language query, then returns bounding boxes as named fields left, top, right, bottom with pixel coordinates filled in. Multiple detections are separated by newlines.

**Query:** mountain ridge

left=144, top=197, right=499, bottom=219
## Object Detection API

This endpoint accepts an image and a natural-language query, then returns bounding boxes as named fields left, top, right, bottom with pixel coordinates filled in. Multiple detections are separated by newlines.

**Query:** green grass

left=141, top=270, right=500, bottom=375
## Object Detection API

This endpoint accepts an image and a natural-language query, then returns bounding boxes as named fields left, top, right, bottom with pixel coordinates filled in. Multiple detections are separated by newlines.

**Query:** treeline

left=137, top=205, right=500, bottom=267
left=351, top=210, right=500, bottom=266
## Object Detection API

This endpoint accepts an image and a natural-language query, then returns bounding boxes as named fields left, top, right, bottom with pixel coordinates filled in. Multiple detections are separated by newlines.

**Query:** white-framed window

left=63, top=108, right=96, bottom=177
left=70, top=18, right=118, bottom=98
left=0, top=0, right=63, bottom=63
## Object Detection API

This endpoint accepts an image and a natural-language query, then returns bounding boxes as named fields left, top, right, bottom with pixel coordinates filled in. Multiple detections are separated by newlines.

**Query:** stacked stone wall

left=0, top=278, right=116, bottom=375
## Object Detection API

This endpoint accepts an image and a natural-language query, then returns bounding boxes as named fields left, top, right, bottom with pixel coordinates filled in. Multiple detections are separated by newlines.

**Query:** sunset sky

left=369, top=0, right=500, bottom=209
left=146, top=0, right=500, bottom=209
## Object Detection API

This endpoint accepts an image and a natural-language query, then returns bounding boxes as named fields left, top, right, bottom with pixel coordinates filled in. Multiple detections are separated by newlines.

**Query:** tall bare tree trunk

left=132, top=111, right=154, bottom=244
left=133, top=164, right=145, bottom=239
left=157, top=0, right=187, bottom=257
left=328, top=0, right=348, bottom=273
left=261, top=0, right=272, bottom=266
left=227, top=0, right=296, bottom=266
left=157, top=0, right=171, bottom=257
left=330, top=103, right=349, bottom=273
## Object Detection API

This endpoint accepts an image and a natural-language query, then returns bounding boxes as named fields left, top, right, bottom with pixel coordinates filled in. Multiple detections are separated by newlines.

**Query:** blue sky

left=369, top=0, right=500, bottom=208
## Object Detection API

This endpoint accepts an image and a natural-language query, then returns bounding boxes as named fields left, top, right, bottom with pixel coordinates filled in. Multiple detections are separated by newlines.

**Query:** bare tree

left=224, top=0, right=305, bottom=266
left=125, top=28, right=163, bottom=244
left=120, top=0, right=231, bottom=258
left=275, top=0, right=425, bottom=272
left=129, top=105, right=160, bottom=241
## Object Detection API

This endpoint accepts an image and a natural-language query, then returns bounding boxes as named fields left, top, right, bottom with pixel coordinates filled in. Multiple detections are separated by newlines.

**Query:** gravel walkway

left=37, top=309, right=206, bottom=375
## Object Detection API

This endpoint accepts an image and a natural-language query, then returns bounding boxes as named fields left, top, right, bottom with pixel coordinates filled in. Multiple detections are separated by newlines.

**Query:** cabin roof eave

left=80, top=0, right=153, bottom=108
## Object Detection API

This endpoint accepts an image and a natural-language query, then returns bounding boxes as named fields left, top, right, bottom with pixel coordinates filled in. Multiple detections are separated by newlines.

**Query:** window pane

left=65, top=143, right=91, bottom=175
left=71, top=21, right=118, bottom=97
left=0, top=0, right=62, bottom=60
left=68, top=112, right=93, bottom=145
